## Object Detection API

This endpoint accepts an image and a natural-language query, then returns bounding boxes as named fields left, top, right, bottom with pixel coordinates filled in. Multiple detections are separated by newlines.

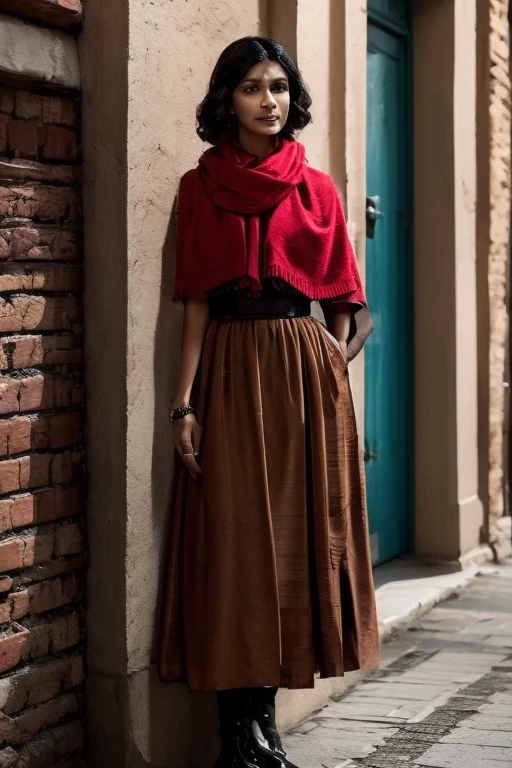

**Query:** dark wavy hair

left=196, top=37, right=312, bottom=145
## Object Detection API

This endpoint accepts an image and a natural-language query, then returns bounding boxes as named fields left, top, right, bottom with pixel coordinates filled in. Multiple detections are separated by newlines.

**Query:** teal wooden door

left=365, top=6, right=412, bottom=565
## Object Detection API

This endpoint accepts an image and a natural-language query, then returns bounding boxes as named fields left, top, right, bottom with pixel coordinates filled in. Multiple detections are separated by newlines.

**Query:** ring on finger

left=183, top=451, right=199, bottom=457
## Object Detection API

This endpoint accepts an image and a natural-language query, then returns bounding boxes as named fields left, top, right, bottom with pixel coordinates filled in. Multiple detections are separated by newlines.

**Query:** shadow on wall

left=135, top=196, right=219, bottom=768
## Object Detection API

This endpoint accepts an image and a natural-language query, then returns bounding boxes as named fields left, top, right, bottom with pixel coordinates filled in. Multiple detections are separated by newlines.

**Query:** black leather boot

left=215, top=689, right=288, bottom=768
left=250, top=688, right=300, bottom=768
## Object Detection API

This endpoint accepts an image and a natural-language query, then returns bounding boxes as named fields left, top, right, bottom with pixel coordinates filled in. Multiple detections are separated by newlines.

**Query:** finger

left=180, top=443, right=202, bottom=475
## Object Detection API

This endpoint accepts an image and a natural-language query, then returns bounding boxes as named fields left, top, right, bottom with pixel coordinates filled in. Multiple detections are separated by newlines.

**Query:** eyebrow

left=241, top=76, right=289, bottom=84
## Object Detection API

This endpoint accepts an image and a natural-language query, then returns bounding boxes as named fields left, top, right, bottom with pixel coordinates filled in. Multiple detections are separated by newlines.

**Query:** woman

left=160, top=36, right=380, bottom=768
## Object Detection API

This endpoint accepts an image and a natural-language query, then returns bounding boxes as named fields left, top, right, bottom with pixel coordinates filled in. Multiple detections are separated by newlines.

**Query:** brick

left=26, top=484, right=83, bottom=523
left=0, top=459, right=22, bottom=494
left=0, top=263, right=82, bottom=293
left=29, top=453, right=54, bottom=488
left=51, top=452, right=81, bottom=485
left=68, top=653, right=84, bottom=687
left=0, top=159, right=81, bottom=185
left=42, top=96, right=79, bottom=129
left=0, top=602, right=10, bottom=622
left=0, top=113, right=10, bottom=152
left=0, top=0, right=83, bottom=29
left=0, top=454, right=55, bottom=494
left=7, top=119, right=39, bottom=159
left=13, top=553, right=86, bottom=592
left=1, top=495, right=32, bottom=532
left=43, top=126, right=79, bottom=162
left=17, top=732, right=57, bottom=766
left=0, top=623, right=30, bottom=674
left=0, top=225, right=80, bottom=261
left=0, top=335, right=82, bottom=371
left=52, top=374, right=83, bottom=410
left=0, top=537, right=23, bottom=570
left=10, top=590, right=30, bottom=621
left=54, top=522, right=83, bottom=557
left=15, top=92, right=42, bottom=121
left=26, top=618, right=51, bottom=658
left=27, top=613, right=81, bottom=658
left=53, top=720, right=84, bottom=756
left=27, top=572, right=82, bottom=615
left=49, top=611, right=80, bottom=653
left=0, top=186, right=79, bottom=223
left=0, top=376, right=21, bottom=415
left=1, top=664, right=59, bottom=715
left=45, top=413, right=82, bottom=450
left=0, top=747, right=17, bottom=768
left=21, top=530, right=56, bottom=567
left=0, top=371, right=84, bottom=415
left=0, top=416, right=31, bottom=456
left=0, top=86, right=15, bottom=114
left=0, top=575, right=13, bottom=593
left=0, top=295, right=82, bottom=333
left=0, top=375, right=41, bottom=414
left=0, top=413, right=82, bottom=456
left=3, top=692, right=80, bottom=746
left=0, top=499, right=12, bottom=531
left=0, top=486, right=82, bottom=533
left=0, top=655, right=83, bottom=715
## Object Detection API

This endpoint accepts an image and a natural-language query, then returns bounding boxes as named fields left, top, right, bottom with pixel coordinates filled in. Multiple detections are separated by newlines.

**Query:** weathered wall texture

left=83, top=1, right=269, bottom=767
left=487, top=0, right=511, bottom=555
left=0, top=3, right=85, bottom=767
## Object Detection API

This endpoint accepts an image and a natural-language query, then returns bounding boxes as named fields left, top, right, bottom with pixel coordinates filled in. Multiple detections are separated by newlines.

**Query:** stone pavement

left=282, top=559, right=512, bottom=768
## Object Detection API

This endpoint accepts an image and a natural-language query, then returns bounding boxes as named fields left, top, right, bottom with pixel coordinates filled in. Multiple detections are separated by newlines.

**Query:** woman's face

left=232, top=59, right=290, bottom=141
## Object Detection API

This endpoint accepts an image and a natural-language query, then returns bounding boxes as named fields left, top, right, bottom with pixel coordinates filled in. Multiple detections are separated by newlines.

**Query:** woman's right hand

left=173, top=413, right=202, bottom=480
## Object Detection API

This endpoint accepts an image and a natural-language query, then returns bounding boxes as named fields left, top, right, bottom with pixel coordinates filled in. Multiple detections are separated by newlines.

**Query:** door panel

left=365, top=21, right=410, bottom=565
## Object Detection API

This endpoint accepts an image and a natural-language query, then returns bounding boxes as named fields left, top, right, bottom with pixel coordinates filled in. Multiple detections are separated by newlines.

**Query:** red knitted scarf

left=173, top=137, right=366, bottom=303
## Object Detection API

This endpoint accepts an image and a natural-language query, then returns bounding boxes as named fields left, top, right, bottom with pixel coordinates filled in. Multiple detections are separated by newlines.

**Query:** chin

left=253, top=123, right=283, bottom=135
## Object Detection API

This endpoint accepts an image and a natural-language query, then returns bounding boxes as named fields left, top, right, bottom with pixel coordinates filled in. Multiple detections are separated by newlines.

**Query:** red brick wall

left=0, top=80, right=85, bottom=767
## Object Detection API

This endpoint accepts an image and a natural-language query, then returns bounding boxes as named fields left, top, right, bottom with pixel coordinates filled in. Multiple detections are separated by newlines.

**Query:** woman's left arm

left=325, top=305, right=352, bottom=361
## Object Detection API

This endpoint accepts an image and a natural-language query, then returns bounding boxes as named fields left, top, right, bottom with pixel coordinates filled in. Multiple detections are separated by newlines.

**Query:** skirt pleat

left=159, top=316, right=380, bottom=691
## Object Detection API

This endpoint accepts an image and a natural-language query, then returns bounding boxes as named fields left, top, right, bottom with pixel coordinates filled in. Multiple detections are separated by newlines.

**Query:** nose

left=261, top=88, right=277, bottom=109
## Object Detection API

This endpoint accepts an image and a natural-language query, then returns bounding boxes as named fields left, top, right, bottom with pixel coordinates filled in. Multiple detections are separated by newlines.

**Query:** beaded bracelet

left=170, top=403, right=196, bottom=422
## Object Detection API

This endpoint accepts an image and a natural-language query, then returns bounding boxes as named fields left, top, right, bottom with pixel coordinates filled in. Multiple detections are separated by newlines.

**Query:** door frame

left=367, top=1, right=415, bottom=558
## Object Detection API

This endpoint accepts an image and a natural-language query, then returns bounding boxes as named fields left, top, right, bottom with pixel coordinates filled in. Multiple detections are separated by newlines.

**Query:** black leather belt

left=209, top=294, right=311, bottom=321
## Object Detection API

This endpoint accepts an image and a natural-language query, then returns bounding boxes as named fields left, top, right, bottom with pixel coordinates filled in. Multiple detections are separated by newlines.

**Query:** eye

left=243, top=85, right=258, bottom=93
left=272, top=83, right=289, bottom=92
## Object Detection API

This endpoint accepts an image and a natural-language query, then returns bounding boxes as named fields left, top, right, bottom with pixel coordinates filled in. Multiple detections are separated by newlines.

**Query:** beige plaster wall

left=126, top=4, right=267, bottom=765
left=453, top=0, right=484, bottom=554
left=413, top=0, right=485, bottom=561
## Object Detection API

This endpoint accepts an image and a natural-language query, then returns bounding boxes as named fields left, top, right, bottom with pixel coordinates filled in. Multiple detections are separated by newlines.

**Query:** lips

left=257, top=115, right=279, bottom=122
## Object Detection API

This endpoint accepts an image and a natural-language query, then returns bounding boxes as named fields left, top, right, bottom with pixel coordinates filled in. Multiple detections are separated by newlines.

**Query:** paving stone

left=357, top=682, right=451, bottom=701
left=484, top=635, right=512, bottom=647
left=462, top=618, right=512, bottom=635
left=464, top=714, right=512, bottom=731
left=441, top=726, right=512, bottom=747
left=414, top=743, right=512, bottom=766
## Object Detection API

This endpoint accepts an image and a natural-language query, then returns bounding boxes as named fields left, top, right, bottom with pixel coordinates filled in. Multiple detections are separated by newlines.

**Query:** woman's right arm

left=171, top=295, right=210, bottom=479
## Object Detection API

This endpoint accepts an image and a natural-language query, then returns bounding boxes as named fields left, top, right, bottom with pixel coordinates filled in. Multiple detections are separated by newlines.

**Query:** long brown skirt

left=159, top=315, right=380, bottom=691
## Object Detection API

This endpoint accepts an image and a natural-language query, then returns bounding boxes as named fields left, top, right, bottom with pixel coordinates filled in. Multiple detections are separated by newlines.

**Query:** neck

left=237, top=128, right=276, bottom=159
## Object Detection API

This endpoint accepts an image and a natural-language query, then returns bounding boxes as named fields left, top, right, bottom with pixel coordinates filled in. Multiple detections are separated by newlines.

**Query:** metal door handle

left=366, top=195, right=383, bottom=239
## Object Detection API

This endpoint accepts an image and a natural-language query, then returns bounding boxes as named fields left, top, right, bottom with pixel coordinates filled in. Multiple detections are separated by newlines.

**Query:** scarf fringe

left=174, top=267, right=361, bottom=303
left=265, top=265, right=361, bottom=301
